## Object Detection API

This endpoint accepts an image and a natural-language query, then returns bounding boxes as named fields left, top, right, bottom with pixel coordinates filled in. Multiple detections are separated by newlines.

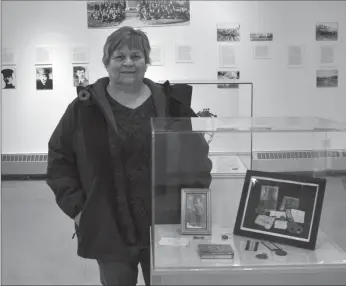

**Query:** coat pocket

left=72, top=177, right=97, bottom=239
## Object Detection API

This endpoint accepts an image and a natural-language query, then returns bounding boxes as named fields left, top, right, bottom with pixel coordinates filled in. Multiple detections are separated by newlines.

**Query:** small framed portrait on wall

left=1, top=67, right=16, bottom=89
left=73, top=65, right=89, bottom=87
left=181, top=188, right=211, bottom=235
left=36, top=66, right=53, bottom=90
left=233, top=170, right=326, bottom=250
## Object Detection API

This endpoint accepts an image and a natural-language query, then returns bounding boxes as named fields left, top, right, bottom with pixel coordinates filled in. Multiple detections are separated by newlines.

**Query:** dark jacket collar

left=82, top=77, right=168, bottom=133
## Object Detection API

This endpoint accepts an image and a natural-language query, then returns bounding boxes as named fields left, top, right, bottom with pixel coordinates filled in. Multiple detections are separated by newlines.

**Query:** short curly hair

left=102, top=26, right=151, bottom=67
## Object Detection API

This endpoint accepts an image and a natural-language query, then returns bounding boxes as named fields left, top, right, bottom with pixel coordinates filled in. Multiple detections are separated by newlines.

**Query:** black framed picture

left=233, top=170, right=326, bottom=250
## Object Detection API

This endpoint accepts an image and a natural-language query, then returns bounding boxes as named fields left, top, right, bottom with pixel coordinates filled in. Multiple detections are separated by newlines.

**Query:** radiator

left=252, top=149, right=346, bottom=173
left=1, top=150, right=346, bottom=179
left=1, top=154, right=48, bottom=176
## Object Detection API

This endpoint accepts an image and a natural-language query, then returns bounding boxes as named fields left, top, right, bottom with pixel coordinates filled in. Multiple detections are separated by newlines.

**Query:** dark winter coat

left=46, top=77, right=212, bottom=261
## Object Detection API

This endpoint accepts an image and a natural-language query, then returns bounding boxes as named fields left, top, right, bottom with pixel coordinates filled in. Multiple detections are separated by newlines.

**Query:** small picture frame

left=36, top=65, right=53, bottom=90
left=181, top=188, right=211, bottom=235
left=233, top=170, right=326, bottom=250
left=316, top=22, right=338, bottom=41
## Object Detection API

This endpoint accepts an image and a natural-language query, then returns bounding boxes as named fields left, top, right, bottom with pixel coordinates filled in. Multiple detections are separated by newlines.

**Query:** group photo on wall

left=87, top=0, right=190, bottom=28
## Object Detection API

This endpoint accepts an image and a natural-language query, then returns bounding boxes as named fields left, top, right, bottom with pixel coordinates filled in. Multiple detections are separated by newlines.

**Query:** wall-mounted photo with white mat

left=73, top=65, right=89, bottom=87
left=316, top=22, right=338, bottom=41
left=250, top=33, right=273, bottom=42
left=316, top=69, right=338, bottom=88
left=36, top=66, right=53, bottom=90
left=1, top=66, right=16, bottom=89
left=217, top=23, right=240, bottom=42
left=217, top=71, right=240, bottom=88
left=87, top=0, right=190, bottom=28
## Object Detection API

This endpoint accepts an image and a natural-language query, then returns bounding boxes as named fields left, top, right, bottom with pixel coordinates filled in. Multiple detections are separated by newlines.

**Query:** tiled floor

left=1, top=177, right=346, bottom=285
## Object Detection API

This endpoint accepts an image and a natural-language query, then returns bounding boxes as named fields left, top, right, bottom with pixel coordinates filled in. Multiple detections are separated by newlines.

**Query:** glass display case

left=150, top=116, right=346, bottom=285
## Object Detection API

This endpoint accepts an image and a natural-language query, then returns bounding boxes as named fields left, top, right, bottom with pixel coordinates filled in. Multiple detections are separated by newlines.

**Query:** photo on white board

left=250, top=33, right=273, bottom=42
left=36, top=46, right=54, bottom=65
left=316, top=22, right=338, bottom=41
left=316, top=69, right=338, bottom=88
left=217, top=71, right=240, bottom=89
left=287, top=45, right=305, bottom=68
left=2, top=48, right=15, bottom=65
left=253, top=44, right=272, bottom=59
left=319, top=45, right=336, bottom=67
left=1, top=66, right=16, bottom=89
left=218, top=44, right=236, bottom=68
left=150, top=46, right=164, bottom=66
left=71, top=46, right=90, bottom=63
left=175, top=45, right=193, bottom=63
left=36, top=66, right=53, bottom=90
left=73, top=65, right=89, bottom=87
left=217, top=23, right=240, bottom=42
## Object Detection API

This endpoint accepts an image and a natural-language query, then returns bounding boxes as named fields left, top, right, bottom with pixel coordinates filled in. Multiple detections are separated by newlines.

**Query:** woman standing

left=46, top=26, right=212, bottom=285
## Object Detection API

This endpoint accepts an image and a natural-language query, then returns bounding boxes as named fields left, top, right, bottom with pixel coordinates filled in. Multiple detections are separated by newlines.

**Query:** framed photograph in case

left=233, top=170, right=326, bottom=250
left=181, top=188, right=211, bottom=235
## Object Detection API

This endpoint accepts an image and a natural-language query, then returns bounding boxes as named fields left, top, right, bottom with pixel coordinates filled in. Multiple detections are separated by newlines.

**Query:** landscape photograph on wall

left=87, top=0, right=190, bottom=28
left=250, top=33, right=273, bottom=41
left=316, top=22, right=338, bottom=41
left=316, top=69, right=338, bottom=88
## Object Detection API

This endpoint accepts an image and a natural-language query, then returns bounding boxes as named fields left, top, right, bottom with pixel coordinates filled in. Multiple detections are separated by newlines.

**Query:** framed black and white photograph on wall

left=316, top=69, right=338, bottom=88
left=1, top=66, right=16, bottom=90
left=36, top=66, right=53, bottom=90
left=217, top=23, right=240, bottom=42
left=181, top=188, right=211, bottom=235
left=73, top=65, right=89, bottom=87
left=87, top=0, right=190, bottom=28
left=233, top=170, right=326, bottom=250
left=250, top=33, right=273, bottom=42
left=316, top=22, right=338, bottom=41
left=217, top=71, right=240, bottom=88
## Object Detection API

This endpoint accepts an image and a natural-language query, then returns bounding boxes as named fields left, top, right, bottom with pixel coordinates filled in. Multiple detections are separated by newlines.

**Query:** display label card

left=290, top=209, right=305, bottom=223
left=269, top=211, right=287, bottom=219
left=254, top=215, right=275, bottom=229
left=158, top=237, right=189, bottom=247
left=274, top=220, right=288, bottom=230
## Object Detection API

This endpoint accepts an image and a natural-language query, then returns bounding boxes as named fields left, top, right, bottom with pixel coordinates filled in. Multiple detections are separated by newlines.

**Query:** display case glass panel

left=150, top=116, right=346, bottom=274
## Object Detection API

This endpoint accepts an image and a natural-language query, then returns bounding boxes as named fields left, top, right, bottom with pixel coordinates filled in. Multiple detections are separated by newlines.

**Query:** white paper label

left=158, top=237, right=189, bottom=247
left=290, top=209, right=305, bottom=223
left=274, top=220, right=288, bottom=230
left=270, top=211, right=287, bottom=219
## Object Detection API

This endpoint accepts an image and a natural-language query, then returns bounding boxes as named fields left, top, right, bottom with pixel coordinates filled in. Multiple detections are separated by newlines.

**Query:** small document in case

left=158, top=237, right=190, bottom=247
left=198, top=244, right=234, bottom=259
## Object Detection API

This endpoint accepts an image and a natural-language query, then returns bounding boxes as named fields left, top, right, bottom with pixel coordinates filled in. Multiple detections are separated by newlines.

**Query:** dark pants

left=97, top=246, right=150, bottom=286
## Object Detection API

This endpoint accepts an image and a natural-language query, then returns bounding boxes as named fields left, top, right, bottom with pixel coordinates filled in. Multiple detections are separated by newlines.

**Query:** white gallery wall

left=1, top=1, right=346, bottom=154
